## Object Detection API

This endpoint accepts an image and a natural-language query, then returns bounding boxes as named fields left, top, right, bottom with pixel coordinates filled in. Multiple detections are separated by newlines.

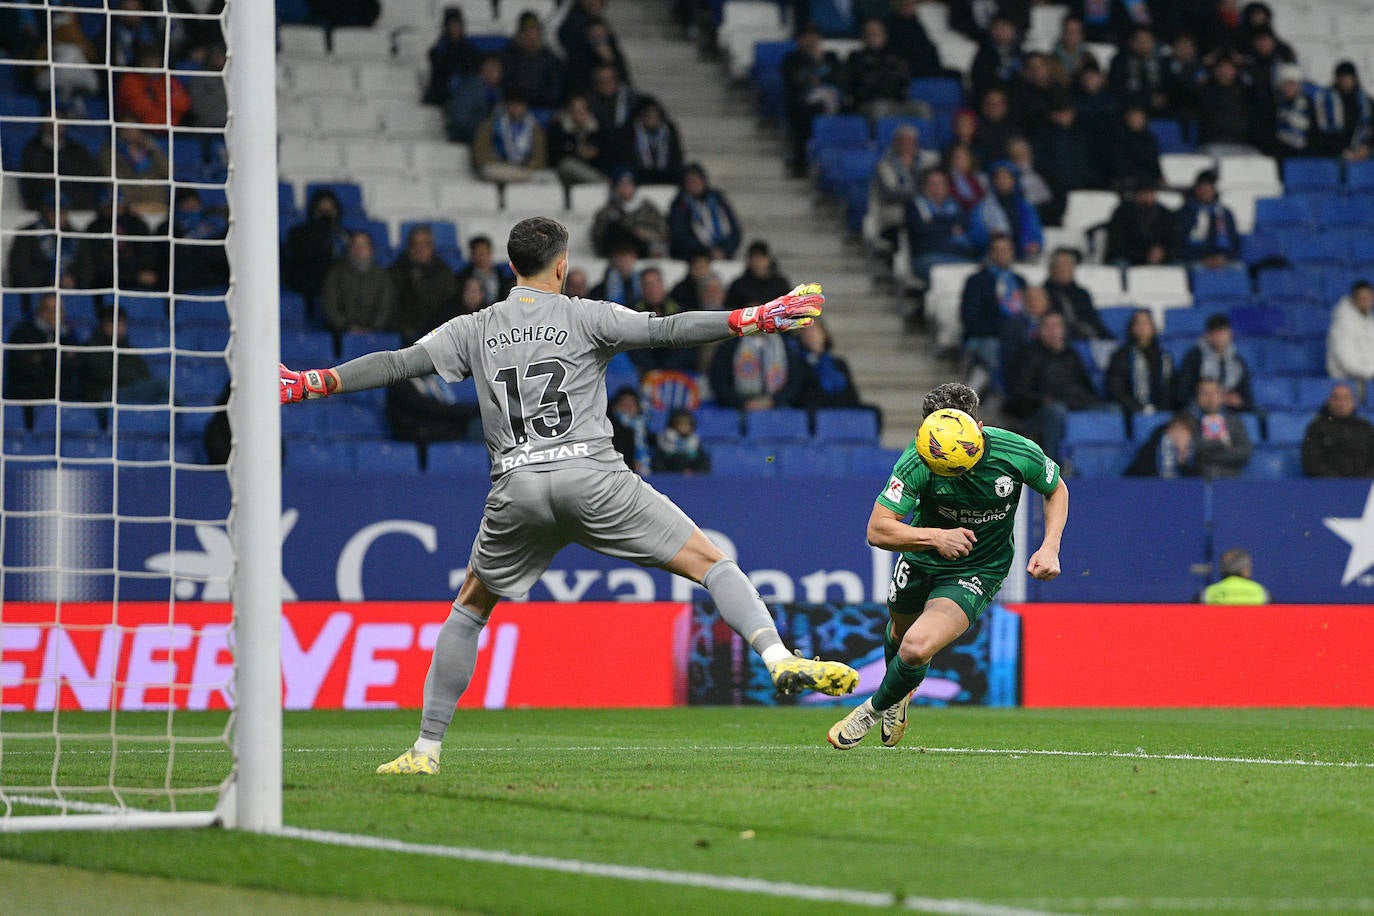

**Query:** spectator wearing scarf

left=906, top=167, right=975, bottom=285
left=653, top=409, right=711, bottom=474
left=869, top=125, right=932, bottom=251
left=608, top=387, right=654, bottom=475
left=592, top=168, right=670, bottom=258
left=709, top=332, right=803, bottom=411
left=1174, top=313, right=1254, bottom=412
left=614, top=97, right=684, bottom=186
left=668, top=163, right=742, bottom=260
left=473, top=93, right=548, bottom=183
left=1176, top=169, right=1239, bottom=267
left=1315, top=60, right=1374, bottom=159
left=105, top=126, right=171, bottom=215
left=969, top=161, right=1043, bottom=260
left=960, top=234, right=1027, bottom=394
left=1269, top=64, right=1314, bottom=157
left=1106, top=308, right=1175, bottom=415
left=590, top=244, right=642, bottom=305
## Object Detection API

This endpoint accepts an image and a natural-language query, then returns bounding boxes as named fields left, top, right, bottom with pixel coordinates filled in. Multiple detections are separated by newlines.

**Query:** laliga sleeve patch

left=884, top=476, right=904, bottom=502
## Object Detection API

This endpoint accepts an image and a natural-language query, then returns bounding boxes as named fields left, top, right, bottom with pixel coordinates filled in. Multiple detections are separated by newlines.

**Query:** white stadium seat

left=378, top=0, right=440, bottom=33
left=1221, top=191, right=1261, bottom=235
left=330, top=27, right=392, bottom=60
left=278, top=137, right=347, bottom=182
left=1125, top=265, right=1192, bottom=323
left=287, top=60, right=356, bottom=97
left=276, top=98, right=318, bottom=136
left=356, top=63, right=422, bottom=101
left=916, top=2, right=948, bottom=36
left=928, top=261, right=980, bottom=350
left=342, top=139, right=412, bottom=180
left=313, top=97, right=382, bottom=137
left=381, top=106, right=444, bottom=140
left=366, top=177, right=437, bottom=218
left=1216, top=155, right=1281, bottom=196
left=639, top=184, right=679, bottom=213
left=1085, top=42, right=1116, bottom=72
left=935, top=33, right=978, bottom=73
left=1075, top=264, right=1126, bottom=307
left=502, top=180, right=566, bottom=214
left=568, top=183, right=609, bottom=215
left=410, top=140, right=474, bottom=179
left=1160, top=153, right=1214, bottom=189
left=1014, top=263, right=1047, bottom=288
left=436, top=181, right=502, bottom=214
left=714, top=259, right=748, bottom=288
left=279, top=25, right=328, bottom=58
left=1062, top=190, right=1119, bottom=238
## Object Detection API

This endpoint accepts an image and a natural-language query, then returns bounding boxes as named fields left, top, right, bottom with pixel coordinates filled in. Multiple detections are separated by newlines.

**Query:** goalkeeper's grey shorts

left=466, top=467, right=697, bottom=598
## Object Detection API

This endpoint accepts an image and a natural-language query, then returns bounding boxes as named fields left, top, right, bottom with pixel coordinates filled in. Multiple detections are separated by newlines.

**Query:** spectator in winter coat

left=608, top=386, right=654, bottom=474
left=77, top=190, right=163, bottom=291
left=846, top=18, right=918, bottom=119
left=614, top=98, right=685, bottom=187
left=782, top=22, right=844, bottom=175
left=907, top=167, right=976, bottom=284
left=591, top=168, right=670, bottom=258
left=969, top=15, right=1022, bottom=104
left=1197, top=55, right=1257, bottom=154
left=76, top=305, right=165, bottom=404
left=104, top=127, right=171, bottom=216
left=389, top=226, right=458, bottom=343
left=1314, top=60, right=1374, bottom=160
left=1012, top=52, right=1061, bottom=134
left=869, top=124, right=932, bottom=251
left=1176, top=169, right=1240, bottom=267
left=1302, top=383, right=1374, bottom=477
left=386, top=374, right=480, bottom=445
left=968, top=161, right=1042, bottom=260
left=423, top=6, right=479, bottom=106
left=590, top=243, right=641, bottom=305
left=1267, top=63, right=1315, bottom=158
left=1035, top=94, right=1108, bottom=224
left=726, top=240, right=793, bottom=310
left=164, top=187, right=230, bottom=292
left=1184, top=378, right=1253, bottom=478
left=795, top=317, right=867, bottom=413
left=3, top=292, right=79, bottom=402
left=1126, top=411, right=1200, bottom=478
left=1044, top=248, right=1111, bottom=340
left=454, top=235, right=514, bottom=305
left=564, top=14, right=631, bottom=94
left=1109, top=104, right=1164, bottom=193
left=501, top=12, right=565, bottom=110
left=884, top=0, right=945, bottom=78
left=1106, top=308, right=1175, bottom=415
left=944, top=143, right=987, bottom=213
left=472, top=94, right=548, bottom=183
left=6, top=196, right=86, bottom=290
left=1006, top=136, right=1053, bottom=216
left=587, top=63, right=639, bottom=133
left=444, top=55, right=504, bottom=143
left=652, top=408, right=711, bottom=475
left=670, top=253, right=718, bottom=312
left=1174, top=313, right=1255, bottom=412
left=116, top=44, right=192, bottom=126
left=549, top=93, right=610, bottom=186
left=1326, top=281, right=1374, bottom=395
left=709, top=333, right=805, bottom=412
left=281, top=188, right=350, bottom=310
left=1005, top=312, right=1101, bottom=462
left=321, top=231, right=397, bottom=335
left=18, top=121, right=103, bottom=211
left=1105, top=181, right=1176, bottom=266
left=1108, top=26, right=1168, bottom=115
left=667, top=163, right=742, bottom=260
left=973, top=88, right=1018, bottom=166
left=960, top=234, right=1026, bottom=393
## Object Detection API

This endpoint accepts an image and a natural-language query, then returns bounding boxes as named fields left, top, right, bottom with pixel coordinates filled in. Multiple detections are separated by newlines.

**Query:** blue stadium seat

left=816, top=147, right=880, bottom=195
left=1228, top=305, right=1285, bottom=336
left=118, top=437, right=171, bottom=462
left=279, top=290, right=308, bottom=329
left=0, top=93, right=42, bottom=118
left=323, top=401, right=389, bottom=438
left=173, top=358, right=231, bottom=406
left=775, top=444, right=848, bottom=478
left=1253, top=196, right=1307, bottom=230
left=288, top=440, right=355, bottom=473
left=1241, top=446, right=1300, bottom=479
left=1256, top=268, right=1318, bottom=304
left=1348, top=233, right=1374, bottom=267
left=1160, top=308, right=1209, bottom=339
left=118, top=295, right=168, bottom=324
left=176, top=299, right=229, bottom=323
left=1067, top=442, right=1132, bottom=477
left=744, top=408, right=811, bottom=443
left=1148, top=118, right=1190, bottom=153
left=1129, top=411, right=1171, bottom=443
left=354, top=441, right=420, bottom=475
left=697, top=405, right=742, bottom=443
left=1240, top=412, right=1263, bottom=443
left=304, top=181, right=365, bottom=219
left=1297, top=376, right=1340, bottom=407
left=1064, top=409, right=1126, bottom=443
left=278, top=181, right=298, bottom=221
left=1265, top=410, right=1310, bottom=445
left=1190, top=267, right=1251, bottom=305
left=32, top=407, right=104, bottom=436
left=1241, top=229, right=1287, bottom=266
left=1286, top=233, right=1346, bottom=268
left=468, top=34, right=510, bottom=55
left=848, top=445, right=903, bottom=479
left=1252, top=376, right=1297, bottom=409
left=807, top=114, right=870, bottom=160
left=280, top=329, right=336, bottom=365
left=1096, top=306, right=1136, bottom=340
left=280, top=405, right=326, bottom=437
left=1324, top=197, right=1371, bottom=229
left=1320, top=269, right=1363, bottom=304
left=113, top=408, right=171, bottom=438
left=813, top=408, right=880, bottom=443
left=709, top=443, right=778, bottom=476
left=1279, top=305, right=1330, bottom=340
left=751, top=40, right=794, bottom=121
left=60, top=433, right=113, bottom=460
left=1346, top=159, right=1374, bottom=190
left=425, top=442, right=490, bottom=476
left=400, top=220, right=460, bottom=254
left=0, top=118, right=39, bottom=170
left=1283, top=158, right=1342, bottom=192
left=909, top=77, right=963, bottom=108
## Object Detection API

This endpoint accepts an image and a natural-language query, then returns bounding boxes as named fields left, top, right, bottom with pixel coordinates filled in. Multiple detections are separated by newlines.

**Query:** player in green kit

left=827, top=382, right=1068, bottom=749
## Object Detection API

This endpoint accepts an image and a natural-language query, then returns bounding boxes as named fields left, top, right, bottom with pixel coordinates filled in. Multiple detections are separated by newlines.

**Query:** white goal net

left=0, top=0, right=280, bottom=831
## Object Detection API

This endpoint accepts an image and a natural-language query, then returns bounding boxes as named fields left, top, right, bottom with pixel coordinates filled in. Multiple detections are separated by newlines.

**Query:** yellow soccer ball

left=915, top=408, right=984, bottom=477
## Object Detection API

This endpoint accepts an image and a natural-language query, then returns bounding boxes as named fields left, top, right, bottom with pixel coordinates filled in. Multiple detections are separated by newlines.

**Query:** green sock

left=883, top=621, right=900, bottom=667
left=870, top=658, right=928, bottom=711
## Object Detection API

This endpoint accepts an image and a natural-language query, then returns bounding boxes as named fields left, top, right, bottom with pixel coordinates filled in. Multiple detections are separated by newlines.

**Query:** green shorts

left=887, top=556, right=1003, bottom=625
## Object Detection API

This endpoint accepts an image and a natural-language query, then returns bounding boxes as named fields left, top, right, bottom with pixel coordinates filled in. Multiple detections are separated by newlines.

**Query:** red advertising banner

left=0, top=602, right=690, bottom=711
left=1014, top=603, right=1374, bottom=707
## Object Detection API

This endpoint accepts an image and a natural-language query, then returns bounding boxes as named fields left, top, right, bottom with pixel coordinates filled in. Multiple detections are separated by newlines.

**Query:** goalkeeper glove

left=727, top=283, right=824, bottom=336
left=279, top=364, right=338, bottom=404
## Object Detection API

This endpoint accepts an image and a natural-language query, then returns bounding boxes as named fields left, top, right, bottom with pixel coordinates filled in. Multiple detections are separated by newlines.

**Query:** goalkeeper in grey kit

left=280, top=217, right=859, bottom=774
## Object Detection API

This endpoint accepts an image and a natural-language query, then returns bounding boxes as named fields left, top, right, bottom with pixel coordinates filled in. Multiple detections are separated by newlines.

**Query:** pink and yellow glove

left=279, top=364, right=338, bottom=404
left=727, top=283, right=824, bottom=336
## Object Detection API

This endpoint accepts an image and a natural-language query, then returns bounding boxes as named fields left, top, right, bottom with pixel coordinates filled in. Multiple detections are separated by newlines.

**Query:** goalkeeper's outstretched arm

left=631, top=282, right=824, bottom=350
left=280, top=345, right=435, bottom=402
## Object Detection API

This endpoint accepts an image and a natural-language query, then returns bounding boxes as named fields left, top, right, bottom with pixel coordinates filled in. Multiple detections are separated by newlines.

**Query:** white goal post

left=0, top=0, right=280, bottom=832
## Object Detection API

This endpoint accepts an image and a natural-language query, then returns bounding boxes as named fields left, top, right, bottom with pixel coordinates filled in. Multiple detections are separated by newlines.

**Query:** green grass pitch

left=2, top=707, right=1373, bottom=914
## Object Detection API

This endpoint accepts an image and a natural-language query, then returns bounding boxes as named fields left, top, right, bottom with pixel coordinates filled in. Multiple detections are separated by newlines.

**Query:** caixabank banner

left=688, top=601, right=1020, bottom=707
left=0, top=601, right=690, bottom=712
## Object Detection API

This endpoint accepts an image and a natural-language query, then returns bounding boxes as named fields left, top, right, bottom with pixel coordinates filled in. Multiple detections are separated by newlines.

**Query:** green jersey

left=876, top=426, right=1061, bottom=577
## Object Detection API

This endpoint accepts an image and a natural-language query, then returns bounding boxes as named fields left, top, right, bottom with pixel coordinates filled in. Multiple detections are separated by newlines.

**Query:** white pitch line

left=273, top=825, right=1064, bottom=916
left=1023, top=898, right=1374, bottom=912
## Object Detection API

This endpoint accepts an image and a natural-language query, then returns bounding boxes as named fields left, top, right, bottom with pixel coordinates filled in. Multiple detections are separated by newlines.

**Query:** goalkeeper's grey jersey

left=418, top=286, right=654, bottom=480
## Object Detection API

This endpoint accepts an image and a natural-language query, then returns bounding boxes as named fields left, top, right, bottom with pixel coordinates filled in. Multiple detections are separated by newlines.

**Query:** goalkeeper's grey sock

left=701, top=559, right=786, bottom=663
left=417, top=601, right=486, bottom=744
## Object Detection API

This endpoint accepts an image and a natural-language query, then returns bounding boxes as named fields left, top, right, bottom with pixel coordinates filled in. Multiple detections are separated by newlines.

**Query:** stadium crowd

left=3, top=0, right=1373, bottom=480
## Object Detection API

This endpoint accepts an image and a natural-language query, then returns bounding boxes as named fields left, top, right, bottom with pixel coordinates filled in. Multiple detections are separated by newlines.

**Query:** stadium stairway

left=614, top=2, right=945, bottom=447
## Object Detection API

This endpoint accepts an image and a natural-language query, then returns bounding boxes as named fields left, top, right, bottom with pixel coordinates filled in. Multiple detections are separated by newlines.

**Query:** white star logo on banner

left=1322, top=484, right=1374, bottom=586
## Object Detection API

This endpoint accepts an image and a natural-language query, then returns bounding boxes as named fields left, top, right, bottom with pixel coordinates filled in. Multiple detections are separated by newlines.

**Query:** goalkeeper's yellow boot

left=376, top=748, right=440, bottom=775
left=827, top=699, right=879, bottom=750
left=880, top=691, right=912, bottom=747
left=770, top=652, right=859, bottom=697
